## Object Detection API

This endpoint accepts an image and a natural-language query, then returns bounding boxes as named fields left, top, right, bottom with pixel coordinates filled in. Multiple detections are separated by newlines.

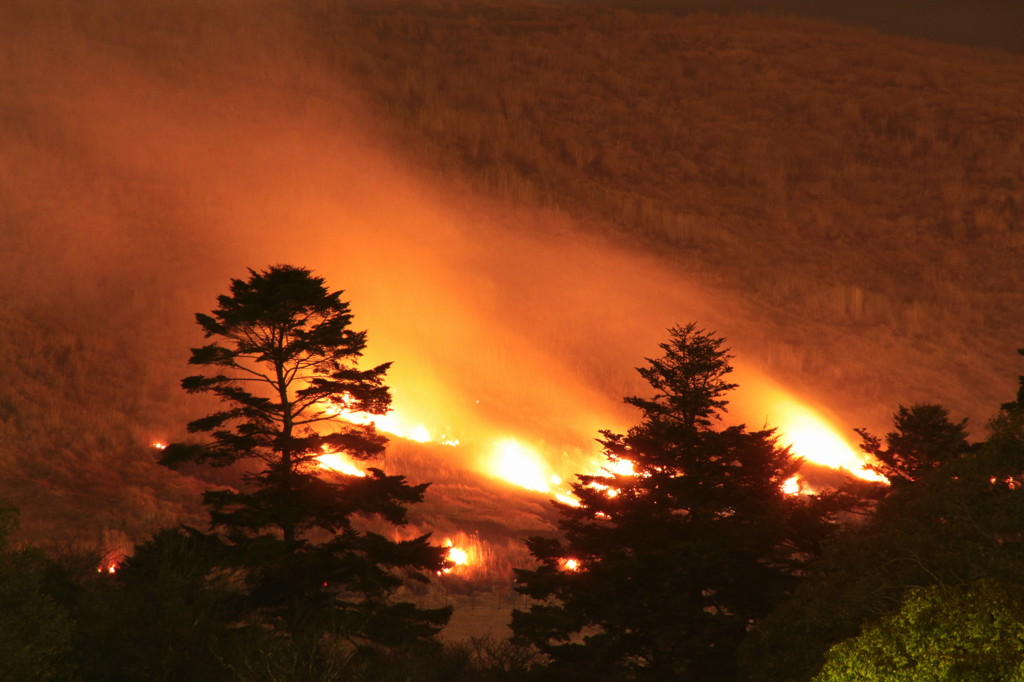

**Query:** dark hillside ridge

left=542, top=0, right=1024, bottom=53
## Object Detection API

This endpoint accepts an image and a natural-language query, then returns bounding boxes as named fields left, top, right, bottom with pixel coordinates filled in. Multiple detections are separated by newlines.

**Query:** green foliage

left=164, top=265, right=451, bottom=665
left=513, top=326, right=835, bottom=680
left=814, top=580, right=1024, bottom=682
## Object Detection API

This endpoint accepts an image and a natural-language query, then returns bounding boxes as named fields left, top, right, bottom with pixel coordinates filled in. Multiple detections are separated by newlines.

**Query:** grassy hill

left=0, top=0, right=1021, bottom=587
left=307, top=0, right=1024, bottom=429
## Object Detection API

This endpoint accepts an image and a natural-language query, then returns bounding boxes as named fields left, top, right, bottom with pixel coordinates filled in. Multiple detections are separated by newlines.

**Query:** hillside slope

left=305, top=0, right=1024, bottom=429
left=0, top=0, right=1021, bottom=562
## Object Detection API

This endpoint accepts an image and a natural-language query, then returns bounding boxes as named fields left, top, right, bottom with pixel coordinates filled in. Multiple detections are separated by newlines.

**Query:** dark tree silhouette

left=1002, top=348, right=1024, bottom=412
left=512, top=324, right=834, bottom=681
left=160, top=265, right=449, bottom=670
left=73, top=528, right=235, bottom=682
left=0, top=505, right=75, bottom=682
left=856, top=403, right=969, bottom=486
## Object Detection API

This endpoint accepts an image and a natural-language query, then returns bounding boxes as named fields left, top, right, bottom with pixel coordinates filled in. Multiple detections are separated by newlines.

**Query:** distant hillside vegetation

left=545, top=0, right=1024, bottom=54
left=302, top=0, right=1024, bottom=428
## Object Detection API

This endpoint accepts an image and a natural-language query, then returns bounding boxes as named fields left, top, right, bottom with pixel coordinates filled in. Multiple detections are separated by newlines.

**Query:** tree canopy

left=814, top=580, right=1024, bottom=682
left=512, top=324, right=835, bottom=681
left=856, top=403, right=969, bottom=487
left=160, top=265, right=450, bottom=673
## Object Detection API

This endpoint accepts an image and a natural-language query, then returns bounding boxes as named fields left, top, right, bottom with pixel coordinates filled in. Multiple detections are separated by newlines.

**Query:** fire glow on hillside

left=312, top=380, right=884, bottom=504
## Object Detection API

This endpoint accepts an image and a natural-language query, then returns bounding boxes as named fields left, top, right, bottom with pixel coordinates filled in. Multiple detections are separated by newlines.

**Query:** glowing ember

left=151, top=442, right=167, bottom=450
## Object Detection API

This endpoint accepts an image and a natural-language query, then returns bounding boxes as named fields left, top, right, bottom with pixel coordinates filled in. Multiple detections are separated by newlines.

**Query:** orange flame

left=602, top=458, right=636, bottom=476
left=440, top=537, right=470, bottom=574
left=773, top=403, right=886, bottom=483
left=438, top=534, right=484, bottom=575
left=316, top=447, right=367, bottom=477
left=735, top=373, right=886, bottom=484
left=488, top=439, right=554, bottom=493
left=327, top=402, right=458, bottom=446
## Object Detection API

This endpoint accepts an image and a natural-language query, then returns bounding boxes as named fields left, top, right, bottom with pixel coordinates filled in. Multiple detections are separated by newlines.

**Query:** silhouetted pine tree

left=512, top=324, right=835, bottom=681
left=160, top=265, right=449, bottom=675
left=855, top=403, right=969, bottom=487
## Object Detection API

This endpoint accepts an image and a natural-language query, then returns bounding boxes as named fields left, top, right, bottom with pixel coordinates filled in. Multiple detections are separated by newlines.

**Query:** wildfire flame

left=316, top=447, right=367, bottom=477
left=442, top=537, right=469, bottom=573
left=485, top=438, right=632, bottom=505
left=309, top=377, right=883, bottom=503
left=328, top=405, right=457, bottom=446
left=315, top=393, right=460, bottom=474
left=554, top=492, right=582, bottom=507
left=438, top=534, right=483, bottom=575
left=488, top=439, right=555, bottom=493
left=603, top=458, right=636, bottom=476
left=772, top=404, right=886, bottom=483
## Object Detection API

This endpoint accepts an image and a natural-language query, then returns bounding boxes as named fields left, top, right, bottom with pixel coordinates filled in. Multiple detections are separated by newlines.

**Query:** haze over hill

left=322, top=1, right=1023, bottom=426
left=1, top=0, right=1021, bottom=573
